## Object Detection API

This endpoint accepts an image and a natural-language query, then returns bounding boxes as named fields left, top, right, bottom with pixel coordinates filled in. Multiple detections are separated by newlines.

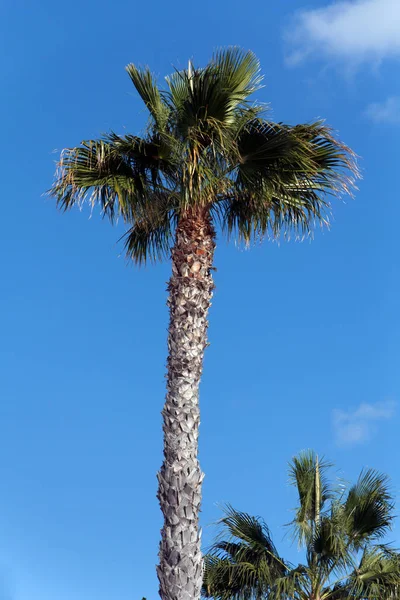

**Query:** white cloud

left=333, top=400, right=396, bottom=446
left=365, top=96, right=400, bottom=124
left=285, top=0, right=400, bottom=66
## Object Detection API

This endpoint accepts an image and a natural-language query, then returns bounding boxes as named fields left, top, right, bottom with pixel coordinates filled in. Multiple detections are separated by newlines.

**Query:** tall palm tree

left=203, top=451, right=400, bottom=600
left=49, top=49, right=358, bottom=600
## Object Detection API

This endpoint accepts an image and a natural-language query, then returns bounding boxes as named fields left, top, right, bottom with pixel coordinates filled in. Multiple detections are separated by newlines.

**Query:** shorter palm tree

left=203, top=451, right=400, bottom=600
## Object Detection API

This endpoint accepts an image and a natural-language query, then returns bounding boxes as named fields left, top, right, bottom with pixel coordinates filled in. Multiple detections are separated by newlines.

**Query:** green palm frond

left=288, top=451, right=333, bottom=546
left=222, top=119, right=358, bottom=243
left=236, top=119, right=357, bottom=190
left=203, top=506, right=287, bottom=600
left=104, top=131, right=179, bottom=184
left=270, top=564, right=310, bottom=600
left=203, top=555, right=266, bottom=600
left=207, top=48, right=263, bottom=123
left=213, top=505, right=281, bottom=558
left=122, top=191, right=178, bottom=264
left=343, top=469, right=394, bottom=547
left=211, top=47, right=262, bottom=97
left=50, top=136, right=168, bottom=222
left=308, top=514, right=355, bottom=580
left=220, top=186, right=330, bottom=245
left=51, top=140, right=135, bottom=219
left=345, top=546, right=400, bottom=600
left=126, top=64, right=169, bottom=129
left=166, top=48, right=263, bottom=138
left=203, top=556, right=236, bottom=600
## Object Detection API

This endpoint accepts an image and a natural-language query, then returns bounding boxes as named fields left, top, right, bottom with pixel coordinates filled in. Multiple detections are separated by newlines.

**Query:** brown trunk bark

left=157, top=209, right=216, bottom=600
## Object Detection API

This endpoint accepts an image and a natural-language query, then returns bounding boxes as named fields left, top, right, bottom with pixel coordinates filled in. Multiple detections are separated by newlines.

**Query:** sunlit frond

left=49, top=132, right=174, bottom=229
left=288, top=451, right=333, bottom=546
left=165, top=48, right=263, bottom=139
left=126, top=64, right=169, bottom=129
left=50, top=139, right=142, bottom=220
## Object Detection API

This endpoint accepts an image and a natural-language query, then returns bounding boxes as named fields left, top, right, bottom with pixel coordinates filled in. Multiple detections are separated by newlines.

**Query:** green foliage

left=49, top=47, right=359, bottom=263
left=203, top=452, right=400, bottom=600
left=203, top=506, right=287, bottom=600
left=288, top=451, right=333, bottom=546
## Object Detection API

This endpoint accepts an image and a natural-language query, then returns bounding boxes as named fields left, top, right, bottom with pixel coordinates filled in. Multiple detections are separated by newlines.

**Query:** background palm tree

left=203, top=451, right=400, bottom=600
left=49, top=49, right=358, bottom=600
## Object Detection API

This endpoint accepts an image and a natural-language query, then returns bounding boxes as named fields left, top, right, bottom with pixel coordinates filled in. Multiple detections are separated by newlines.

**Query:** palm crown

left=50, top=48, right=358, bottom=261
left=203, top=451, right=400, bottom=600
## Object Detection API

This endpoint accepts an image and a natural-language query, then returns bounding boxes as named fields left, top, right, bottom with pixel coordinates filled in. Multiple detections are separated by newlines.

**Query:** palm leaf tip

left=211, top=46, right=263, bottom=96
left=126, top=63, right=169, bottom=128
left=48, top=140, right=135, bottom=219
left=311, top=123, right=360, bottom=195
left=49, top=145, right=97, bottom=212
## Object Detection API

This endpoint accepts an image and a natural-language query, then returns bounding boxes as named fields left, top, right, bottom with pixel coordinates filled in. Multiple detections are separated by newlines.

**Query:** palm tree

left=203, top=451, right=400, bottom=600
left=49, top=49, right=358, bottom=600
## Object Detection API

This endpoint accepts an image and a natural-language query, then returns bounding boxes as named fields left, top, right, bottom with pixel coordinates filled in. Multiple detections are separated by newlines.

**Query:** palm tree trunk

left=157, top=208, right=216, bottom=600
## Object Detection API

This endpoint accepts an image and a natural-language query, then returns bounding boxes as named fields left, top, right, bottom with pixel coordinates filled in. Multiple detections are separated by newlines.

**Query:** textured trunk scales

left=157, top=209, right=215, bottom=600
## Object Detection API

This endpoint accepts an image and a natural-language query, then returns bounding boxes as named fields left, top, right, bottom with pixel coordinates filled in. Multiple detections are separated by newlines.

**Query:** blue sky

left=1, top=0, right=399, bottom=599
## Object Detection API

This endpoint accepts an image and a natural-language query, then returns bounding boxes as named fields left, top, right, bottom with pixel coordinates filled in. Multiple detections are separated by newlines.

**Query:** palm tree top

left=49, top=48, right=360, bottom=264
left=203, top=451, right=399, bottom=600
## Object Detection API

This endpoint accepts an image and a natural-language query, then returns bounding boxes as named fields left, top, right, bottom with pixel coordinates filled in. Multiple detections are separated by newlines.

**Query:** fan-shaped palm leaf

left=203, top=506, right=287, bottom=600
left=204, top=455, right=399, bottom=600
left=343, top=469, right=394, bottom=548
left=126, top=64, right=169, bottom=130
left=288, top=451, right=333, bottom=546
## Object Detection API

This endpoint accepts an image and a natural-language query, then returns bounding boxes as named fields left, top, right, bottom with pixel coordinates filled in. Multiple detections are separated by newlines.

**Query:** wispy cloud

left=333, top=400, right=396, bottom=446
left=365, top=96, right=400, bottom=124
left=285, top=0, right=400, bottom=67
